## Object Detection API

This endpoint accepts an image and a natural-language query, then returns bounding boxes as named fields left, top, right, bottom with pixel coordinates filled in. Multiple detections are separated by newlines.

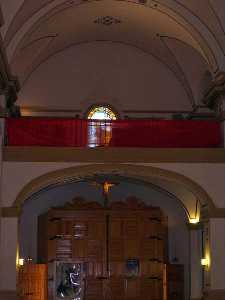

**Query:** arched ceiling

left=1, top=0, right=225, bottom=110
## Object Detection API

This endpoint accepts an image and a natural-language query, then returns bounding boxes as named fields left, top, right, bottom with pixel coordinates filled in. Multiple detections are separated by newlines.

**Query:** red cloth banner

left=6, top=118, right=88, bottom=147
left=109, top=120, right=221, bottom=148
left=5, top=118, right=221, bottom=148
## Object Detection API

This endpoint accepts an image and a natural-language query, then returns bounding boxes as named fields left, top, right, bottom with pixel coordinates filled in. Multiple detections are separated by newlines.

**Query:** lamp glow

left=189, top=217, right=200, bottom=224
left=201, top=257, right=209, bottom=267
left=18, top=258, right=24, bottom=266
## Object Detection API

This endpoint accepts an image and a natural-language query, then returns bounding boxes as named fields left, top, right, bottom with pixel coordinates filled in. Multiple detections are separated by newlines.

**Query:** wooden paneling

left=37, top=198, right=179, bottom=300
left=166, top=264, right=184, bottom=300
left=17, top=264, right=47, bottom=300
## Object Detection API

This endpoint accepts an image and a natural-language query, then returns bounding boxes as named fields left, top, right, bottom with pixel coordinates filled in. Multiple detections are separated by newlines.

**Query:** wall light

left=201, top=257, right=209, bottom=267
left=189, top=217, right=200, bottom=224
left=18, top=258, right=24, bottom=267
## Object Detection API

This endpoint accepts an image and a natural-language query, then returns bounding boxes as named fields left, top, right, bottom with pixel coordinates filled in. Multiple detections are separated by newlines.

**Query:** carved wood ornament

left=55, top=196, right=160, bottom=211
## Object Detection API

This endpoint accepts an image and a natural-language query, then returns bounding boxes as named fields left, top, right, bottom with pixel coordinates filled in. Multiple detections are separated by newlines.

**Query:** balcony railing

left=5, top=118, right=221, bottom=148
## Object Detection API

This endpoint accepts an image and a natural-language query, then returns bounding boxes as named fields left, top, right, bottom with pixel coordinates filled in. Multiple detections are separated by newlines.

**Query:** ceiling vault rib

left=207, top=0, right=225, bottom=36
left=5, top=0, right=222, bottom=72
left=154, top=0, right=219, bottom=72
left=174, top=0, right=225, bottom=55
left=2, top=0, right=225, bottom=111
left=21, top=34, right=58, bottom=51
left=159, top=35, right=195, bottom=107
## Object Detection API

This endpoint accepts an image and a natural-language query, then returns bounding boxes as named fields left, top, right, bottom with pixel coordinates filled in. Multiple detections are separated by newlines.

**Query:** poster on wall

left=55, top=262, right=84, bottom=300
left=125, top=259, right=139, bottom=277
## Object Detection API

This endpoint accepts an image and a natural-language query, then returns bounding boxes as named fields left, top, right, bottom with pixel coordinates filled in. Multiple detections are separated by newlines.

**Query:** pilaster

left=188, top=223, right=203, bottom=299
left=208, top=219, right=225, bottom=290
left=201, top=218, right=225, bottom=300
left=0, top=217, right=18, bottom=291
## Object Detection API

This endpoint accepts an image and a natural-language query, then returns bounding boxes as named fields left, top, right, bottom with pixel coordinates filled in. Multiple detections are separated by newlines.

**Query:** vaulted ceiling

left=1, top=0, right=225, bottom=111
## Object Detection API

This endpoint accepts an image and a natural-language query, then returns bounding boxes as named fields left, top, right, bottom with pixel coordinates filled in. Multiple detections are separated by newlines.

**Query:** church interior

left=0, top=1, right=225, bottom=300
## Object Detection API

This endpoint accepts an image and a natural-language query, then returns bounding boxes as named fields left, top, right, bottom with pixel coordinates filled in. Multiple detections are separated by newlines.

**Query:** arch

left=13, top=164, right=215, bottom=221
left=6, top=0, right=224, bottom=74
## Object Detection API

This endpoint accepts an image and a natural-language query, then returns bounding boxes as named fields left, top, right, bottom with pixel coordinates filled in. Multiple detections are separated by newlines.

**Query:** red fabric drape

left=109, top=120, right=221, bottom=148
left=5, top=118, right=221, bottom=148
left=6, top=118, right=88, bottom=147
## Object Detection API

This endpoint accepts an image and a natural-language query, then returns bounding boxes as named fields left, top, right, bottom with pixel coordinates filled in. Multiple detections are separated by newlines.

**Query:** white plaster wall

left=17, top=42, right=192, bottom=113
left=2, top=162, right=225, bottom=208
left=148, top=163, right=225, bottom=208
left=0, top=218, right=18, bottom=291
left=1, top=162, right=87, bottom=206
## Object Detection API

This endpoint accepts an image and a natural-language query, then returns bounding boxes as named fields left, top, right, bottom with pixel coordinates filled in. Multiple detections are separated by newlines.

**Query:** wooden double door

left=68, top=210, right=165, bottom=300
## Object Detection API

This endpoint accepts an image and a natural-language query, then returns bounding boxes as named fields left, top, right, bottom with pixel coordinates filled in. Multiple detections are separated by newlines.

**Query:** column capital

left=208, top=208, right=225, bottom=219
left=186, top=222, right=203, bottom=230
left=0, top=206, right=21, bottom=218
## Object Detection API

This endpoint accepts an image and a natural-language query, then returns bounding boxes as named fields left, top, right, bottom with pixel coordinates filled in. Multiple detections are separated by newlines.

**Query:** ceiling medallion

left=94, top=16, right=122, bottom=26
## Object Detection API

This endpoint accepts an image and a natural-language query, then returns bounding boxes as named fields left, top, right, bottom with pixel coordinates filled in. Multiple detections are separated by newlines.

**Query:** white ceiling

left=1, top=0, right=225, bottom=110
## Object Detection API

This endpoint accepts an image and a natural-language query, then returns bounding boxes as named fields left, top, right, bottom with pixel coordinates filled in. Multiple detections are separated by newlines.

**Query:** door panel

left=85, top=278, right=103, bottom=300
left=110, top=239, right=124, bottom=261
left=72, top=215, right=106, bottom=275
left=108, top=212, right=164, bottom=300
left=126, top=279, right=139, bottom=299
left=124, top=239, right=139, bottom=258
left=18, top=264, right=47, bottom=300
left=109, top=278, right=125, bottom=300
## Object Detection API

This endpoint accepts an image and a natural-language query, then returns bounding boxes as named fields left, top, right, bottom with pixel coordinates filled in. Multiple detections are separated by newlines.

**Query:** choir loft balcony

left=3, top=117, right=224, bottom=163
left=5, top=117, right=221, bottom=148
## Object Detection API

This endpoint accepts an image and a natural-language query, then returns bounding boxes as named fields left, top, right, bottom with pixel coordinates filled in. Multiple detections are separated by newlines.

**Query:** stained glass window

left=87, top=105, right=117, bottom=147
left=87, top=106, right=117, bottom=120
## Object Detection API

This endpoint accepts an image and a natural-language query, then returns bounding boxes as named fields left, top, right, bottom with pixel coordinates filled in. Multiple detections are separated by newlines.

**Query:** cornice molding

left=1, top=206, right=21, bottom=217
left=3, top=147, right=225, bottom=163
left=208, top=207, right=225, bottom=218
left=186, top=222, right=203, bottom=230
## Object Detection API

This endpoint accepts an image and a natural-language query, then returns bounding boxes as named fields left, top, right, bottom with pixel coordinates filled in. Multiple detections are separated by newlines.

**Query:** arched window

left=87, top=105, right=117, bottom=147
left=87, top=105, right=117, bottom=120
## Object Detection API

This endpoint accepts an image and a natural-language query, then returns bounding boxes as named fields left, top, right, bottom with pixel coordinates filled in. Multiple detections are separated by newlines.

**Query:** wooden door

left=71, top=212, right=107, bottom=300
left=17, top=264, right=47, bottom=300
left=108, top=211, right=164, bottom=300
left=39, top=198, right=167, bottom=300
